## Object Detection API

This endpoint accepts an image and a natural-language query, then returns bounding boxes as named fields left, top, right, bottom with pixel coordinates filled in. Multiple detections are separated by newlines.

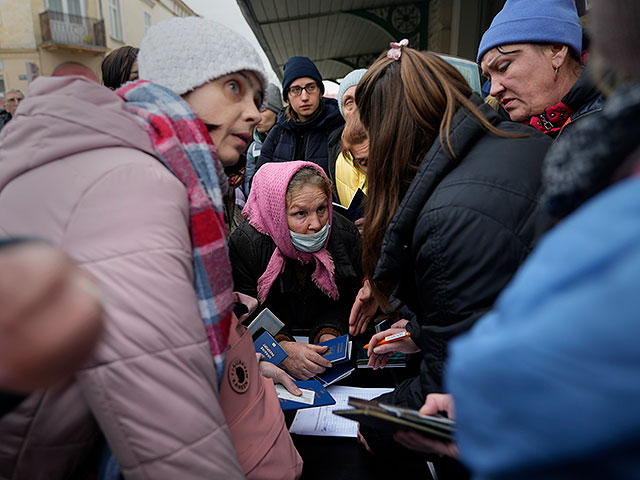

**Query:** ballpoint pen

left=363, top=331, right=411, bottom=349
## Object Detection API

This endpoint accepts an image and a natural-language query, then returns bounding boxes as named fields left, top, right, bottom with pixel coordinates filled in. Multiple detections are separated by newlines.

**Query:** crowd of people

left=0, top=0, right=638, bottom=478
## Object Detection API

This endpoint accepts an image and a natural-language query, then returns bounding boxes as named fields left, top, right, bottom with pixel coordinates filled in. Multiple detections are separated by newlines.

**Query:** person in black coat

left=351, top=46, right=554, bottom=474
left=256, top=56, right=344, bottom=177
left=229, top=161, right=362, bottom=380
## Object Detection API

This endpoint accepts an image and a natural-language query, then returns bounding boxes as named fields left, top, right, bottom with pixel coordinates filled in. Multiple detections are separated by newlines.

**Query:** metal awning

left=237, top=1, right=431, bottom=81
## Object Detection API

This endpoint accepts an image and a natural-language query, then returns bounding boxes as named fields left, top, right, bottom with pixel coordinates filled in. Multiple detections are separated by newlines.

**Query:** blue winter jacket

left=255, top=97, right=344, bottom=176
left=446, top=176, right=640, bottom=479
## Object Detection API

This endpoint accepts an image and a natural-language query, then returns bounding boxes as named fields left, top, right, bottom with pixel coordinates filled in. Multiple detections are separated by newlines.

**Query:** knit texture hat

left=264, top=83, right=283, bottom=114
left=477, top=0, right=582, bottom=63
left=138, top=17, right=267, bottom=95
left=242, top=161, right=338, bottom=303
left=338, top=69, right=366, bottom=118
left=282, top=56, right=324, bottom=100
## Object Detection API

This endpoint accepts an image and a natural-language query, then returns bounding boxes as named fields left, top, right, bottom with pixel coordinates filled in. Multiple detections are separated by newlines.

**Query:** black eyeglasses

left=288, top=82, right=319, bottom=97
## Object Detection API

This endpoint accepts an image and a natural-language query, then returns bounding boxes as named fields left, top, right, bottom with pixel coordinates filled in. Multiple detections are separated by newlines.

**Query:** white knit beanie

left=138, top=17, right=268, bottom=96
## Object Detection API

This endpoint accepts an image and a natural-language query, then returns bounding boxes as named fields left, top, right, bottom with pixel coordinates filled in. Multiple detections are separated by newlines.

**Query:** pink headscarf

left=243, top=161, right=339, bottom=303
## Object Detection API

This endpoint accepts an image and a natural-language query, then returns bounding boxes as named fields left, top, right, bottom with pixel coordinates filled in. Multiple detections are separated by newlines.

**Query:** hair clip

left=386, top=39, right=409, bottom=60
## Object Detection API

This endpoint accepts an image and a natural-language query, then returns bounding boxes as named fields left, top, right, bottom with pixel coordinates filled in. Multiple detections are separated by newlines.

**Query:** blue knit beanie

left=337, top=69, right=366, bottom=118
left=282, top=56, right=324, bottom=100
left=477, top=0, right=582, bottom=63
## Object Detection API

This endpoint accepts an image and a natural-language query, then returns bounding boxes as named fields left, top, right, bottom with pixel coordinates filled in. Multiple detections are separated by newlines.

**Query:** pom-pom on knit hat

left=282, top=56, right=324, bottom=100
left=337, top=69, right=366, bottom=118
left=477, top=0, right=582, bottom=63
left=138, top=17, right=267, bottom=96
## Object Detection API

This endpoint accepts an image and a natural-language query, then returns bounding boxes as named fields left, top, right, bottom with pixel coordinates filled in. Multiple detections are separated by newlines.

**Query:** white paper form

left=289, top=386, right=394, bottom=437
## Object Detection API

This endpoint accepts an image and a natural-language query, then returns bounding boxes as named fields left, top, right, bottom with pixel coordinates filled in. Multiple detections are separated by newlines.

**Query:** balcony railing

left=40, top=10, right=106, bottom=51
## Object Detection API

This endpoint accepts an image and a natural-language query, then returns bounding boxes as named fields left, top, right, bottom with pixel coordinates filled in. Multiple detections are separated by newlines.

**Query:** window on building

left=67, top=0, right=82, bottom=23
left=108, top=0, right=123, bottom=41
left=144, top=12, right=152, bottom=34
left=48, top=0, right=64, bottom=20
left=47, top=0, right=83, bottom=22
left=48, top=0, right=63, bottom=12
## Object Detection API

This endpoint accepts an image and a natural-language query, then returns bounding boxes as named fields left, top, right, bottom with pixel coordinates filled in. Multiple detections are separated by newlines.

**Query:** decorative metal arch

left=329, top=2, right=429, bottom=73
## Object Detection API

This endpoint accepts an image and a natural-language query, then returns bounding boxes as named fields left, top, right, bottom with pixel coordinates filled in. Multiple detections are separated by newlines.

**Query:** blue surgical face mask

left=289, top=222, right=330, bottom=253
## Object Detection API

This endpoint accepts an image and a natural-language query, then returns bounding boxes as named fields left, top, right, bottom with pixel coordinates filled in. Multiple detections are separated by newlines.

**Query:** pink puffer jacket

left=0, top=76, right=301, bottom=479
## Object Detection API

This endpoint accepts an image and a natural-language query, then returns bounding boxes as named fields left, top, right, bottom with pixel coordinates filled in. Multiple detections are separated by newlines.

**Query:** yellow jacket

left=334, top=151, right=367, bottom=207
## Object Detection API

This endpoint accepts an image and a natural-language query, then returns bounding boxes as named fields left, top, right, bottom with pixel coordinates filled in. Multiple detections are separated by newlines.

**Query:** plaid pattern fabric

left=116, top=80, right=232, bottom=383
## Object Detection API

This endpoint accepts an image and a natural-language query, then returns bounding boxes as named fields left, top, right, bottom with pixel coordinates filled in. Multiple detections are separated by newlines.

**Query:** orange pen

left=364, top=331, right=411, bottom=349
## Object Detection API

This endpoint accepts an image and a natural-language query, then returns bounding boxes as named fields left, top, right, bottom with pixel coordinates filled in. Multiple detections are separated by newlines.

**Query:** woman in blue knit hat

left=398, top=0, right=640, bottom=477
left=478, top=0, right=603, bottom=139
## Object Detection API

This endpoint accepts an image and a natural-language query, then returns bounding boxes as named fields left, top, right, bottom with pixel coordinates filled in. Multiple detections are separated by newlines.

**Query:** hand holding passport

left=280, top=341, right=332, bottom=380
left=334, top=397, right=455, bottom=442
left=314, top=335, right=355, bottom=386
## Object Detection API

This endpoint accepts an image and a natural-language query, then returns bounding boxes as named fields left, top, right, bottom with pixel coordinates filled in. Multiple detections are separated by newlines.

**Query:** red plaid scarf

left=117, top=80, right=232, bottom=382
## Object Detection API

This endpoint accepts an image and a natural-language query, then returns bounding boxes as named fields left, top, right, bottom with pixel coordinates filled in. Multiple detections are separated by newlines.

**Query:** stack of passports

left=315, top=362, right=354, bottom=387
left=278, top=379, right=336, bottom=411
left=315, top=334, right=354, bottom=386
left=333, top=398, right=455, bottom=441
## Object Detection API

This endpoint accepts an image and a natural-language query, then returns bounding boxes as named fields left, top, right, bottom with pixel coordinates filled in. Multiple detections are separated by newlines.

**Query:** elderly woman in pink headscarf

left=229, top=161, right=363, bottom=380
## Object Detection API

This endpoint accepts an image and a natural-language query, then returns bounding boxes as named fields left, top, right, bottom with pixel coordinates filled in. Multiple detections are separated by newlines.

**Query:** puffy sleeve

left=67, top=150, right=244, bottom=479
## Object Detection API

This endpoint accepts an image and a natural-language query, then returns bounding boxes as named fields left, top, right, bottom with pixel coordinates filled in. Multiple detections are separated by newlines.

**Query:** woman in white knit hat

left=0, top=17, right=302, bottom=480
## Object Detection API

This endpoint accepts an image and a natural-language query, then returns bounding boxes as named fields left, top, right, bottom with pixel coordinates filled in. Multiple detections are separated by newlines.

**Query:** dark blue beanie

left=477, top=0, right=582, bottom=63
left=282, top=56, right=324, bottom=99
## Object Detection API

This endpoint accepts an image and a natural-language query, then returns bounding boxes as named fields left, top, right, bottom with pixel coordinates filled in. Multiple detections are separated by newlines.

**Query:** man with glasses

left=0, top=89, right=24, bottom=132
left=256, top=56, right=344, bottom=176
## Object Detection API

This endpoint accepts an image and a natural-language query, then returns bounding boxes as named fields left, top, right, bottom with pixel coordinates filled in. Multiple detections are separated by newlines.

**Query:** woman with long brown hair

left=353, top=43, right=554, bottom=468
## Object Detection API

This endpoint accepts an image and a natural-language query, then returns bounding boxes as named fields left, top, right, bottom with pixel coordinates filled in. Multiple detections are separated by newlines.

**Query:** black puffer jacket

left=376, top=96, right=554, bottom=407
left=229, top=212, right=362, bottom=343
left=256, top=98, right=344, bottom=176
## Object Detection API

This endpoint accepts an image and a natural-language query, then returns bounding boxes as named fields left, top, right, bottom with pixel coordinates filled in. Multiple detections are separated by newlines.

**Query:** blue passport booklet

left=318, top=334, right=350, bottom=364
left=254, top=331, right=288, bottom=366
left=315, top=362, right=355, bottom=387
left=279, top=380, right=336, bottom=411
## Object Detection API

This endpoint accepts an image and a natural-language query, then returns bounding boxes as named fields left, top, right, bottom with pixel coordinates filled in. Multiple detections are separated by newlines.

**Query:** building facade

left=0, top=0, right=195, bottom=99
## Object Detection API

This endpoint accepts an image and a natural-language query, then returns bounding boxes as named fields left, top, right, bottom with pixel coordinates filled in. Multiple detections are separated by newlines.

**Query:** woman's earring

left=554, top=66, right=560, bottom=77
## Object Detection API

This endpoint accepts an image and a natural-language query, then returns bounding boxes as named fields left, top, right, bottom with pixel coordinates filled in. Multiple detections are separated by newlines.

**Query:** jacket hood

left=0, top=76, right=155, bottom=191
left=276, top=97, right=343, bottom=133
